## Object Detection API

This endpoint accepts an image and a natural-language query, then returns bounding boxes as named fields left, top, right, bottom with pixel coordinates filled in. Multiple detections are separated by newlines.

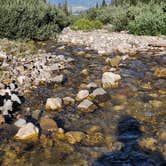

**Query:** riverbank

left=58, top=27, right=166, bottom=54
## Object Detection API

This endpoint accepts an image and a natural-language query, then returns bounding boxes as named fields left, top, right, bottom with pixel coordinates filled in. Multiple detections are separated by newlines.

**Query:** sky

left=48, top=0, right=111, bottom=12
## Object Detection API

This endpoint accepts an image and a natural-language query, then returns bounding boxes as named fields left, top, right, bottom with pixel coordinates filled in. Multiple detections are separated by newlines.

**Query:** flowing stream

left=0, top=41, right=165, bottom=166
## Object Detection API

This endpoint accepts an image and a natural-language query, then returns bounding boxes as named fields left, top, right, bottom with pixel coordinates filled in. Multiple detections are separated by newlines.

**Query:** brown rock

left=63, top=97, right=75, bottom=106
left=106, top=56, right=121, bottom=67
left=65, top=131, right=85, bottom=144
left=154, top=68, right=166, bottom=78
left=40, top=117, right=58, bottom=133
left=0, top=115, right=5, bottom=124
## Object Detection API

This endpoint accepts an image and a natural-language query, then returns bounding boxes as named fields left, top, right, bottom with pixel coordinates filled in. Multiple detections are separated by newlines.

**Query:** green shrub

left=71, top=19, right=103, bottom=31
left=80, top=2, right=166, bottom=35
left=127, top=5, right=166, bottom=35
left=0, top=0, right=69, bottom=40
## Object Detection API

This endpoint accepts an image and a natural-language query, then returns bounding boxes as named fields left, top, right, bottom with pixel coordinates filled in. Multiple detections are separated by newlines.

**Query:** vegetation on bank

left=71, top=0, right=166, bottom=36
left=0, top=0, right=165, bottom=41
left=0, top=0, right=69, bottom=40
left=71, top=19, right=103, bottom=31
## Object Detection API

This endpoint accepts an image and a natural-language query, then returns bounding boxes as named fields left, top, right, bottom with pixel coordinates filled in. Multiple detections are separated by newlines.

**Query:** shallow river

left=0, top=42, right=166, bottom=166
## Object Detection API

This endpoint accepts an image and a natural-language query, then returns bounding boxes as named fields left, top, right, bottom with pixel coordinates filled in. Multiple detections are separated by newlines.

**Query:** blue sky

left=48, top=0, right=111, bottom=8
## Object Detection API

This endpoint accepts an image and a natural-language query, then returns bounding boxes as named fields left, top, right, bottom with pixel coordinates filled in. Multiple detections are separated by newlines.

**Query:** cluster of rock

left=0, top=81, right=23, bottom=122
left=58, top=27, right=166, bottom=54
left=0, top=48, right=74, bottom=94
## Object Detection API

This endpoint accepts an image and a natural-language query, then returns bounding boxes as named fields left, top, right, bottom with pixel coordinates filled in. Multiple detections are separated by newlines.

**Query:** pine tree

left=96, top=2, right=99, bottom=9
left=63, top=0, right=69, bottom=15
left=101, top=0, right=107, bottom=7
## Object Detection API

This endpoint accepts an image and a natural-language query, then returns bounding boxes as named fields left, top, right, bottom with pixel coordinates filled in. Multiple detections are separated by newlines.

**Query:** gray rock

left=14, top=118, right=26, bottom=128
left=77, top=99, right=96, bottom=113
left=76, top=90, right=89, bottom=101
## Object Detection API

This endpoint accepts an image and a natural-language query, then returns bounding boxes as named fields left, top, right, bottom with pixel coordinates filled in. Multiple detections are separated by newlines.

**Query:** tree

left=63, top=0, right=69, bottom=15
left=96, top=2, right=99, bottom=9
left=101, top=0, right=107, bottom=7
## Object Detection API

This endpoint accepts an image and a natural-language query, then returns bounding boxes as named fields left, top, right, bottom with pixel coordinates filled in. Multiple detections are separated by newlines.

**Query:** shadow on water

left=92, top=115, right=166, bottom=166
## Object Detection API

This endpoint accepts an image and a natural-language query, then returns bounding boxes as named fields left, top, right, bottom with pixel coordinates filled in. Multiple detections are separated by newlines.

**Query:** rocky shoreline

left=58, top=27, right=166, bottom=54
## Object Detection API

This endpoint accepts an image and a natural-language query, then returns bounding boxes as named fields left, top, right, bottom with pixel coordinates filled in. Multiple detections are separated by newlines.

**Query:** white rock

left=0, top=100, right=13, bottom=115
left=53, top=74, right=64, bottom=83
left=14, top=118, right=26, bottom=128
left=45, top=97, right=62, bottom=111
left=15, top=122, right=39, bottom=140
left=102, top=72, right=121, bottom=88
left=87, top=82, right=98, bottom=89
left=11, top=94, right=21, bottom=104
left=91, top=88, right=107, bottom=97
left=17, top=76, right=26, bottom=85
left=0, top=51, right=7, bottom=60
left=77, top=99, right=96, bottom=112
left=76, top=90, right=89, bottom=101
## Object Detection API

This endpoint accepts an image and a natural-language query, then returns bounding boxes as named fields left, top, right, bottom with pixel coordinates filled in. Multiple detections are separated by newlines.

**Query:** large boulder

left=102, top=72, right=121, bottom=88
left=15, top=122, right=39, bottom=140
left=45, top=97, right=62, bottom=111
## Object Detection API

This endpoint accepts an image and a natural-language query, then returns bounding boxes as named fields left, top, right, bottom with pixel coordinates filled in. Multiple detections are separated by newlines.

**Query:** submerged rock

left=91, top=88, right=107, bottom=97
left=106, top=56, right=121, bottom=67
left=87, top=82, right=98, bottom=89
left=77, top=99, right=96, bottom=113
left=40, top=117, right=58, bottom=133
left=102, top=72, right=121, bottom=88
left=0, top=115, right=5, bottom=124
left=45, top=97, right=62, bottom=111
left=154, top=67, right=166, bottom=78
left=15, top=122, right=39, bottom=140
left=14, top=118, right=26, bottom=128
left=65, top=131, right=85, bottom=144
left=63, top=97, right=75, bottom=106
left=90, top=88, right=108, bottom=103
left=76, top=90, right=89, bottom=101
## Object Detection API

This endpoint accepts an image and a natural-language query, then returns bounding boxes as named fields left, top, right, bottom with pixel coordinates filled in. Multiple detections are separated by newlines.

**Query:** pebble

left=154, top=67, right=166, bottom=78
left=40, top=117, right=58, bottom=133
left=91, top=88, right=107, bottom=97
left=15, top=122, right=39, bottom=140
left=106, top=56, right=121, bottom=67
left=87, top=82, right=98, bottom=89
left=65, top=131, right=85, bottom=144
left=14, top=118, right=26, bottom=128
left=45, top=97, right=62, bottom=111
left=63, top=97, right=75, bottom=106
left=76, top=90, right=89, bottom=101
left=0, top=115, right=5, bottom=124
left=77, top=99, right=96, bottom=113
left=102, top=72, right=121, bottom=88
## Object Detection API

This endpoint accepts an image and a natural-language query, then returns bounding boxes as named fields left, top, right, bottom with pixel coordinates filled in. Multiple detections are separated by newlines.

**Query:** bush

left=127, top=5, right=166, bottom=35
left=0, top=0, right=69, bottom=40
left=81, top=2, right=166, bottom=35
left=71, top=19, right=103, bottom=31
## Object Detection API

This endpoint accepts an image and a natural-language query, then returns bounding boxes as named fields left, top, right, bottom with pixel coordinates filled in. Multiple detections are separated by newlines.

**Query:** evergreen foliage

left=0, top=0, right=69, bottom=40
